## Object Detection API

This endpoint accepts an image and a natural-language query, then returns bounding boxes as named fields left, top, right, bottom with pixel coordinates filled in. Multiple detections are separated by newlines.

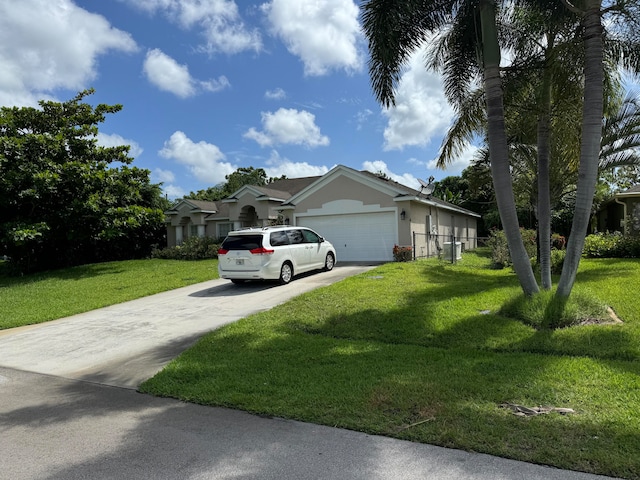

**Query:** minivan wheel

left=230, top=279, right=245, bottom=285
left=324, top=252, right=335, bottom=271
left=279, top=262, right=293, bottom=285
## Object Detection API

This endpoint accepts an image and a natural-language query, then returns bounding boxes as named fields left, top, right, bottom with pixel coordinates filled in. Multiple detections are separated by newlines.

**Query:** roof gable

left=283, top=165, right=406, bottom=205
left=166, top=199, right=220, bottom=214
left=224, top=176, right=320, bottom=202
left=282, top=165, right=480, bottom=217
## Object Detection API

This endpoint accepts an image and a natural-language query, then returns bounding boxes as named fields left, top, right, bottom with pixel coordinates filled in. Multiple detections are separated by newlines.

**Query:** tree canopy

left=0, top=90, right=166, bottom=274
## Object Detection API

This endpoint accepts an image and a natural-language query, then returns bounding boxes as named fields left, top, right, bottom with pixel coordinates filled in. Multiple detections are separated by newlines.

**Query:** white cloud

left=265, top=87, right=286, bottom=100
left=159, top=131, right=236, bottom=184
left=96, top=132, right=143, bottom=158
left=244, top=108, right=330, bottom=148
left=200, top=76, right=231, bottom=93
left=152, top=168, right=176, bottom=184
left=382, top=46, right=454, bottom=151
left=164, top=184, right=187, bottom=200
left=362, top=160, right=420, bottom=190
left=262, top=0, right=363, bottom=76
left=355, top=108, right=373, bottom=131
left=124, top=0, right=261, bottom=54
left=143, top=49, right=229, bottom=98
left=0, top=0, right=136, bottom=107
left=264, top=150, right=330, bottom=178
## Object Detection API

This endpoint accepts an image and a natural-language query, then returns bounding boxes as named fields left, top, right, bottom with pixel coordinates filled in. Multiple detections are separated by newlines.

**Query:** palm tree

left=433, top=0, right=639, bottom=295
left=362, top=0, right=540, bottom=296
left=556, top=0, right=640, bottom=298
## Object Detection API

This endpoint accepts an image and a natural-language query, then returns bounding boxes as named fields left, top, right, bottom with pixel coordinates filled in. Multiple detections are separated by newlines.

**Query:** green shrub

left=616, top=235, right=640, bottom=257
left=582, top=232, right=640, bottom=258
left=550, top=248, right=565, bottom=274
left=486, top=229, right=510, bottom=268
left=583, top=232, right=621, bottom=258
left=486, top=228, right=537, bottom=269
left=151, top=236, right=219, bottom=260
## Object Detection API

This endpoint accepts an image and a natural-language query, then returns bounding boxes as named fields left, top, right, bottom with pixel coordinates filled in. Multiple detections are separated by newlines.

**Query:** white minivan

left=217, top=226, right=336, bottom=285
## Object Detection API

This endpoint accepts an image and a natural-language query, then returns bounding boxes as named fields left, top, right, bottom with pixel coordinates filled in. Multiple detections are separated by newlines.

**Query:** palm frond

left=361, top=0, right=457, bottom=107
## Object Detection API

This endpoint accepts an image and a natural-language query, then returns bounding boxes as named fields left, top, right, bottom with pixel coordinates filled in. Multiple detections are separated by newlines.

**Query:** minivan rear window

left=221, top=235, right=263, bottom=251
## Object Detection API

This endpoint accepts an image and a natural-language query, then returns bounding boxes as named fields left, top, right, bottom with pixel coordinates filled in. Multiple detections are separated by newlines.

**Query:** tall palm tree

left=556, top=0, right=640, bottom=297
left=362, top=0, right=540, bottom=296
left=433, top=0, right=639, bottom=295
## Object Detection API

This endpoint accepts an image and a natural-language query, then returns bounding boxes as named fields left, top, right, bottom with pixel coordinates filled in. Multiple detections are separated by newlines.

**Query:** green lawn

left=140, top=251, right=640, bottom=479
left=0, top=259, right=217, bottom=330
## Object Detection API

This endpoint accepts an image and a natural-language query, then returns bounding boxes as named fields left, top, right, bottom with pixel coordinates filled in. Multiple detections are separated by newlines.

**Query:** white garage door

left=299, top=212, right=396, bottom=262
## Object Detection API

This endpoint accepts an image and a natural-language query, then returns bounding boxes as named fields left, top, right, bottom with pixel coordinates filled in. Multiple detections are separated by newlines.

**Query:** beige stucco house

left=595, top=185, right=640, bottom=235
left=165, top=165, right=481, bottom=262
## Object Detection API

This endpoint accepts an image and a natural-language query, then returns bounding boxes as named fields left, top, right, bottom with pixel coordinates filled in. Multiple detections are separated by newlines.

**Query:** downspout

left=614, top=196, right=628, bottom=235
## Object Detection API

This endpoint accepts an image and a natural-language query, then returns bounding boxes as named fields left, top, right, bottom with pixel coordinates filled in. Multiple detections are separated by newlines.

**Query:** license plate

left=236, top=259, right=244, bottom=265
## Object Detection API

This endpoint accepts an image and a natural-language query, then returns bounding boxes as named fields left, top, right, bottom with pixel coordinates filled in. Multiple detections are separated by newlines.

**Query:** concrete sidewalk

left=0, top=267, right=620, bottom=480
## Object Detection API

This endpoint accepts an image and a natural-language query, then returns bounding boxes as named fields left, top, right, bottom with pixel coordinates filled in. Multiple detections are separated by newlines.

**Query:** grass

left=139, top=250, right=640, bottom=479
left=0, top=258, right=217, bottom=330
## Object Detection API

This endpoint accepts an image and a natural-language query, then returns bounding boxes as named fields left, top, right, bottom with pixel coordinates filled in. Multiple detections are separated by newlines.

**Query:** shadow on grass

left=135, top=254, right=640, bottom=477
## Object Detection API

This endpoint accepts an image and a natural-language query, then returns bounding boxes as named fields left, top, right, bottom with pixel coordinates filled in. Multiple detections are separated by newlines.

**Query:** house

left=595, top=185, right=640, bottom=235
left=165, top=165, right=481, bottom=262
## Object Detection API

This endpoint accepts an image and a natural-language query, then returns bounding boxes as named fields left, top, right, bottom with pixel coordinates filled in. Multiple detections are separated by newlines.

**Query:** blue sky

left=1, top=1, right=635, bottom=200
left=0, top=0, right=472, bottom=199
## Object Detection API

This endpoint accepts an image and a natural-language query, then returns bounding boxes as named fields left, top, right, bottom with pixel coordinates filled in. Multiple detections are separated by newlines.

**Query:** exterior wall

left=410, top=204, right=478, bottom=258
left=294, top=175, right=397, bottom=212
left=227, top=192, right=284, bottom=228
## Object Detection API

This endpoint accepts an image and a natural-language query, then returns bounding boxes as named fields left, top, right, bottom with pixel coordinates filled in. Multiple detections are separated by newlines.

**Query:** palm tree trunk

left=557, top=0, right=604, bottom=298
left=480, top=0, right=539, bottom=296
left=537, top=64, right=553, bottom=290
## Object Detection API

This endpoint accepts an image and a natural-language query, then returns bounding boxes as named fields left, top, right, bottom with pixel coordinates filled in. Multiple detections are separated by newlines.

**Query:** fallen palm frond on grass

left=141, top=250, right=640, bottom=479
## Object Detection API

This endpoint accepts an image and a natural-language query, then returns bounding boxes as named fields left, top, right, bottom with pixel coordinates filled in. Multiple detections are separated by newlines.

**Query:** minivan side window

left=286, top=229, right=304, bottom=245
left=301, top=229, right=320, bottom=243
left=270, top=231, right=290, bottom=247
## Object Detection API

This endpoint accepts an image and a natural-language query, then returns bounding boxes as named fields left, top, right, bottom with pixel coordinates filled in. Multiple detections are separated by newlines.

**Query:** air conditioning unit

left=442, top=241, right=462, bottom=260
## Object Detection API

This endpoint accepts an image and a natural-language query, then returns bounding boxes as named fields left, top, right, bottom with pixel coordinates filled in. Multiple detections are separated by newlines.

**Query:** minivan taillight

left=217, top=248, right=229, bottom=255
left=250, top=247, right=275, bottom=255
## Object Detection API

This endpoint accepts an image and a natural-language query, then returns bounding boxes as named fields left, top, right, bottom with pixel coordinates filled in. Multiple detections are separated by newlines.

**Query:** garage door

left=299, top=212, right=396, bottom=262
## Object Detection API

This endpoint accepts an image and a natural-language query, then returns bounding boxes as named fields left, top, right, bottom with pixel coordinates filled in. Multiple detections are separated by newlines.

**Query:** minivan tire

left=279, top=262, right=293, bottom=284
left=324, top=252, right=335, bottom=271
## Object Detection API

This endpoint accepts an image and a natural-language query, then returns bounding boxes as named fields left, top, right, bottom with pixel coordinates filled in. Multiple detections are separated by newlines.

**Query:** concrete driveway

left=0, top=264, right=617, bottom=480
left=0, top=264, right=374, bottom=389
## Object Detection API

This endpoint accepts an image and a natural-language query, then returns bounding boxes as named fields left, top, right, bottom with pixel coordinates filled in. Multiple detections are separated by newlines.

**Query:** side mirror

left=318, top=236, right=325, bottom=243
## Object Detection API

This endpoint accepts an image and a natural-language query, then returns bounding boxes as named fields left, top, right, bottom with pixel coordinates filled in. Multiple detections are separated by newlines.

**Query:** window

left=270, top=231, right=290, bottom=246
left=217, top=223, right=233, bottom=239
left=220, top=235, right=263, bottom=251
left=189, top=224, right=198, bottom=238
left=301, top=229, right=320, bottom=243
left=286, top=229, right=304, bottom=245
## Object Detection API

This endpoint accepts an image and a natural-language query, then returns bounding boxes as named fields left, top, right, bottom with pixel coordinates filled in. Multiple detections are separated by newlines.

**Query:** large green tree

left=0, top=90, right=166, bottom=274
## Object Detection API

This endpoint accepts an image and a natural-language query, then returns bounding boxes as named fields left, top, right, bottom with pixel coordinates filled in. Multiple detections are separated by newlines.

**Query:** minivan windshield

left=221, top=235, right=263, bottom=250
